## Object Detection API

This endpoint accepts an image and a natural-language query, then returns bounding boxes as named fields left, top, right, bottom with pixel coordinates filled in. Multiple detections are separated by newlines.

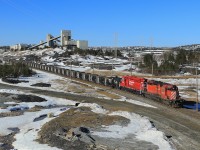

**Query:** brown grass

left=27, top=106, right=44, bottom=112
left=67, top=85, right=86, bottom=93
left=0, top=111, right=23, bottom=117
left=97, top=90, right=121, bottom=99
left=39, top=107, right=128, bottom=136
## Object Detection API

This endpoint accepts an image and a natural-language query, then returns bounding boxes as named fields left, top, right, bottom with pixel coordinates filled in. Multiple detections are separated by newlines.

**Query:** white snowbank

left=124, top=99, right=157, bottom=108
left=114, top=64, right=136, bottom=71
left=78, top=103, right=108, bottom=114
left=114, top=95, right=157, bottom=108
left=41, top=56, right=55, bottom=62
left=0, top=108, right=64, bottom=136
left=12, top=108, right=65, bottom=150
left=93, top=111, right=173, bottom=150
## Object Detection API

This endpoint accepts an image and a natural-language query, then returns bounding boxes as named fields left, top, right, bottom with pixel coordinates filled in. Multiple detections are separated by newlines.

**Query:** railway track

left=4, top=61, right=200, bottom=149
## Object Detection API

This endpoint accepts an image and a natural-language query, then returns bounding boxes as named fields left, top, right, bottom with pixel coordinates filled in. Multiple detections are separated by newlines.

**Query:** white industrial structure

left=30, top=29, right=88, bottom=50
left=61, top=30, right=71, bottom=46
left=10, top=44, right=29, bottom=51
left=60, top=30, right=88, bottom=49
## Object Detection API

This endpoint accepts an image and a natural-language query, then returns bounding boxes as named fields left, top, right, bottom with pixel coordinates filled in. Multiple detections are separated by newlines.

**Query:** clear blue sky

left=1, top=0, right=200, bottom=47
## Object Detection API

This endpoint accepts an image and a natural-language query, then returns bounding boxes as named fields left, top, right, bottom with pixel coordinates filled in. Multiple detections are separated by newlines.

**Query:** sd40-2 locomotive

left=109, top=75, right=183, bottom=107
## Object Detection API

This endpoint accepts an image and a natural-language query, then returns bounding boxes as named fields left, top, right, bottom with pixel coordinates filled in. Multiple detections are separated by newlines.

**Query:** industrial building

left=10, top=44, right=29, bottom=51
left=30, top=29, right=88, bottom=50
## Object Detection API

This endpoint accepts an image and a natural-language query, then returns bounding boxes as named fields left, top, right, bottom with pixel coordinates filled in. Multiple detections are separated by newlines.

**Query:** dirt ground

left=38, top=107, right=130, bottom=150
left=0, top=132, right=16, bottom=150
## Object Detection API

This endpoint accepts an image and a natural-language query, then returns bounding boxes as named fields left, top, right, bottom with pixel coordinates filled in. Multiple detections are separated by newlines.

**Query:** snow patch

left=0, top=89, right=76, bottom=113
left=78, top=103, right=108, bottom=114
left=93, top=111, right=173, bottom=150
left=12, top=108, right=65, bottom=150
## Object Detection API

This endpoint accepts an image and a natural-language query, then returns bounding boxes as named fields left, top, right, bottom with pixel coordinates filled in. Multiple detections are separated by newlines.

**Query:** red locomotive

left=115, top=75, right=182, bottom=107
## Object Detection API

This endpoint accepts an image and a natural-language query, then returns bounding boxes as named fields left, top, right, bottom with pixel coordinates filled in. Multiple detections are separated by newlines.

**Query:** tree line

left=141, top=49, right=200, bottom=75
left=0, top=62, right=34, bottom=78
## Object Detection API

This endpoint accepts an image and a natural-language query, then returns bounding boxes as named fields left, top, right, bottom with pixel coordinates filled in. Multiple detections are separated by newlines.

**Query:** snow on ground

left=106, top=94, right=157, bottom=108
left=78, top=103, right=108, bottom=114
left=0, top=69, right=108, bottom=99
left=76, top=103, right=171, bottom=149
left=0, top=87, right=171, bottom=149
left=114, top=64, right=136, bottom=71
left=0, top=107, right=64, bottom=136
left=123, top=99, right=157, bottom=108
left=153, top=78, right=197, bottom=85
left=93, top=111, right=173, bottom=150
left=0, top=89, right=76, bottom=113
left=179, top=91, right=194, bottom=99
left=0, top=69, right=74, bottom=93
left=12, top=108, right=65, bottom=150
left=0, top=47, right=142, bottom=73
left=0, top=48, right=65, bottom=58
left=0, top=69, right=158, bottom=108
left=0, top=89, right=73, bottom=149
left=41, top=56, right=55, bottom=62
left=58, top=65, right=91, bottom=72
left=70, top=54, right=129, bottom=66
left=0, top=71, right=158, bottom=109
left=0, top=64, right=172, bottom=149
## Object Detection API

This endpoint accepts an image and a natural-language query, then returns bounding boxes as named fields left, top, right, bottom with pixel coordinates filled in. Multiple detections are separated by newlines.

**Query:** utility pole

left=150, top=36, right=154, bottom=76
left=111, top=62, right=113, bottom=76
left=70, top=57, right=72, bottom=81
left=93, top=61, right=94, bottom=74
left=196, top=66, right=199, bottom=111
left=111, top=32, right=118, bottom=77
left=130, top=58, right=133, bottom=76
left=114, top=32, right=118, bottom=58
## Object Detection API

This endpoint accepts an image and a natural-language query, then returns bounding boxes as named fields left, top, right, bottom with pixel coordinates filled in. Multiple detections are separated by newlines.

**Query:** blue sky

left=1, top=0, right=200, bottom=47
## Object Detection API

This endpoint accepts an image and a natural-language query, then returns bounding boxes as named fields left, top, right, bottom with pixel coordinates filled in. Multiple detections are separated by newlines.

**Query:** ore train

left=107, top=75, right=183, bottom=107
left=25, top=62, right=183, bottom=107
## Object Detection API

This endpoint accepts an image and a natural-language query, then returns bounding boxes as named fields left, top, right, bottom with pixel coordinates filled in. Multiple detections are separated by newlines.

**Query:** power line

left=23, top=0, right=58, bottom=20
left=1, top=0, right=49, bottom=25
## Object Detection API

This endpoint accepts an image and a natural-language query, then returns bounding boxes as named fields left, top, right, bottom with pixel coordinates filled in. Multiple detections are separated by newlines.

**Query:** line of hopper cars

left=26, top=62, right=183, bottom=107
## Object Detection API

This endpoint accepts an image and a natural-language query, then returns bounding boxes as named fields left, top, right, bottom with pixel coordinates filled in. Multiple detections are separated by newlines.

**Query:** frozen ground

left=93, top=111, right=173, bottom=150
left=0, top=69, right=157, bottom=108
left=0, top=69, right=105, bottom=98
left=0, top=70, right=173, bottom=149
left=0, top=89, right=173, bottom=150
left=0, top=90, right=71, bottom=149
left=0, top=48, right=139, bottom=73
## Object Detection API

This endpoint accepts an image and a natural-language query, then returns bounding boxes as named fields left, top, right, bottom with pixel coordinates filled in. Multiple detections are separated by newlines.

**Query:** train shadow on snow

left=183, top=100, right=200, bottom=111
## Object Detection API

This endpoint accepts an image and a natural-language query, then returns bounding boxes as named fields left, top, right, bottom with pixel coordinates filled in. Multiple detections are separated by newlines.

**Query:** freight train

left=108, top=75, right=183, bottom=107
left=24, top=62, right=183, bottom=107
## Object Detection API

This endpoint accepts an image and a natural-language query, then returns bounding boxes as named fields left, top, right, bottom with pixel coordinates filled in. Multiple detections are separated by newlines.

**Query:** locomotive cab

left=165, top=84, right=180, bottom=101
